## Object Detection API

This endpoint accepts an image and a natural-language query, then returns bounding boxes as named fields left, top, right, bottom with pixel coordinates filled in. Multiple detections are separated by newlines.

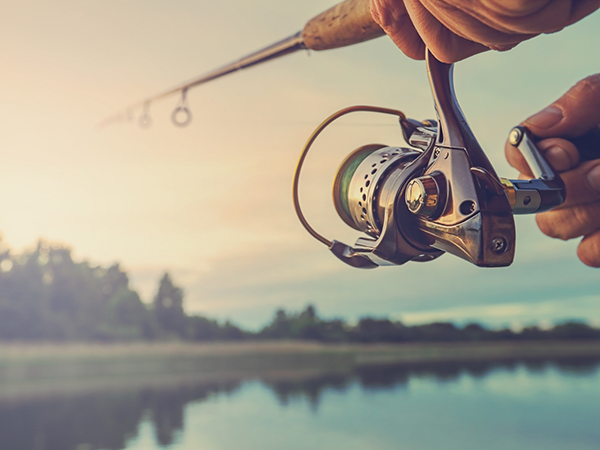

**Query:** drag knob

left=405, top=174, right=444, bottom=218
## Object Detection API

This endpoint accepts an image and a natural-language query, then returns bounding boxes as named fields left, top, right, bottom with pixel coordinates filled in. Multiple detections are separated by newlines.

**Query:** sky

left=0, top=0, right=599, bottom=330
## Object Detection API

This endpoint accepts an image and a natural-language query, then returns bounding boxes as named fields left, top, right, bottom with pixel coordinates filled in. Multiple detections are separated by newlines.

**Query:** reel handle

left=503, top=126, right=566, bottom=214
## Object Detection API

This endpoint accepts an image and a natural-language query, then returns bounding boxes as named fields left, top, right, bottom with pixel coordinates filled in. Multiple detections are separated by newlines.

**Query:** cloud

left=395, top=295, right=600, bottom=328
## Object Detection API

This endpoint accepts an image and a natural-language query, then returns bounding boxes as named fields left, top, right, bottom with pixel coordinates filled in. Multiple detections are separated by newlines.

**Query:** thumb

left=523, top=74, right=600, bottom=139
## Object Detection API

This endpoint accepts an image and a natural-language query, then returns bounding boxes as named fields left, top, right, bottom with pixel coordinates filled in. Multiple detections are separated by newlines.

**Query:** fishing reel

left=293, top=51, right=566, bottom=269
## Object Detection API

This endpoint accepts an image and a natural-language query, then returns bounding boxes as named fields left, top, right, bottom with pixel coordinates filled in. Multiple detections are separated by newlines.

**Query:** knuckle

left=370, top=0, right=389, bottom=26
left=584, top=161, right=600, bottom=196
left=536, top=206, right=591, bottom=241
left=536, top=213, right=563, bottom=239
left=571, top=75, right=600, bottom=102
left=499, top=0, right=539, bottom=15
left=570, top=205, right=593, bottom=236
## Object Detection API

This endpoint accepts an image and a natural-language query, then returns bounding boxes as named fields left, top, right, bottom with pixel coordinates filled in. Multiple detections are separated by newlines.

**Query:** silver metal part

left=509, top=126, right=556, bottom=180
left=509, top=181, right=542, bottom=214
left=405, top=176, right=441, bottom=217
left=505, top=126, right=566, bottom=214
left=408, top=126, right=437, bottom=152
left=171, top=88, right=192, bottom=127
left=415, top=51, right=515, bottom=267
left=351, top=153, right=444, bottom=266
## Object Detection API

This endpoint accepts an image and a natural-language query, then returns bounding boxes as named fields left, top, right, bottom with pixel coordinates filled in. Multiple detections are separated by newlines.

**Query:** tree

left=100, top=264, right=130, bottom=302
left=260, top=309, right=291, bottom=339
left=152, top=273, right=186, bottom=338
left=0, top=242, right=48, bottom=339
left=259, top=305, right=347, bottom=342
left=550, top=322, right=600, bottom=340
left=349, top=318, right=407, bottom=343
left=98, top=287, right=155, bottom=340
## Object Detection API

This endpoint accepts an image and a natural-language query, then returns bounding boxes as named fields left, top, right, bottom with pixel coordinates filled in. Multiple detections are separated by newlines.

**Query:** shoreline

left=1, top=340, right=599, bottom=400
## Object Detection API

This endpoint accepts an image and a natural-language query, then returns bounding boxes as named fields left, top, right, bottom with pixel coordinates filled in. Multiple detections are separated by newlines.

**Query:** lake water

left=2, top=359, right=599, bottom=450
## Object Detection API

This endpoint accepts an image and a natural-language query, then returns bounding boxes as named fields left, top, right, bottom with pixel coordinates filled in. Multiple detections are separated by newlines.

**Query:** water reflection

left=264, top=358, right=600, bottom=408
left=0, top=382, right=241, bottom=450
left=1, top=358, right=599, bottom=450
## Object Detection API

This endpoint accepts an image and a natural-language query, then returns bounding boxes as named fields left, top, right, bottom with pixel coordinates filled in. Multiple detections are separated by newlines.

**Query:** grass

left=0, top=340, right=599, bottom=399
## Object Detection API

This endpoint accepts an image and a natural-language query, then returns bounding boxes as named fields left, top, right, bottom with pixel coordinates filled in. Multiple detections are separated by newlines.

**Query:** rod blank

left=103, top=0, right=385, bottom=126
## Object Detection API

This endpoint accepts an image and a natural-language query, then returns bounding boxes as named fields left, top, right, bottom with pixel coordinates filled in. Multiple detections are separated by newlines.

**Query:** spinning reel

left=293, top=51, right=566, bottom=269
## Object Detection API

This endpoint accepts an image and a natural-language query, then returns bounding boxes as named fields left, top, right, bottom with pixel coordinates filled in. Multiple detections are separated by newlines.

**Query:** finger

left=419, top=0, right=537, bottom=43
left=523, top=74, right=600, bottom=139
left=403, top=0, right=489, bottom=62
left=537, top=138, right=581, bottom=172
left=567, top=1, right=600, bottom=27
left=423, top=0, right=540, bottom=41
left=504, top=137, right=579, bottom=177
left=478, top=0, right=600, bottom=34
left=474, top=1, right=575, bottom=34
left=371, top=0, right=427, bottom=60
left=536, top=201, right=600, bottom=240
left=555, top=159, right=600, bottom=208
left=577, top=229, right=600, bottom=268
left=505, top=139, right=534, bottom=177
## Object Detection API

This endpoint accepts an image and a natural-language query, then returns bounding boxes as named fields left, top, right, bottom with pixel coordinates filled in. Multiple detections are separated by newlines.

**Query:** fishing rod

left=105, top=0, right=600, bottom=269
left=102, top=0, right=384, bottom=128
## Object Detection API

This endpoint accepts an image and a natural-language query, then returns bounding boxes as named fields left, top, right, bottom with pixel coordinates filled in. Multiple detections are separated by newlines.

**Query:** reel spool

left=332, top=144, right=414, bottom=236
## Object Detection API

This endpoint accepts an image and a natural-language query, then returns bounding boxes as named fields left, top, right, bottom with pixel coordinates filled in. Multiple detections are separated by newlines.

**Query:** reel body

left=294, top=50, right=566, bottom=269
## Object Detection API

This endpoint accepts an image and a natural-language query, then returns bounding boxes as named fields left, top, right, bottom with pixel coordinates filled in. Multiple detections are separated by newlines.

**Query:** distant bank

left=1, top=340, right=600, bottom=400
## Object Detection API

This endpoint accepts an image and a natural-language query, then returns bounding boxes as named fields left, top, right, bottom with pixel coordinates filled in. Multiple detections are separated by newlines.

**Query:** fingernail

left=489, top=43, right=517, bottom=52
left=587, top=165, right=600, bottom=193
left=525, top=106, right=563, bottom=129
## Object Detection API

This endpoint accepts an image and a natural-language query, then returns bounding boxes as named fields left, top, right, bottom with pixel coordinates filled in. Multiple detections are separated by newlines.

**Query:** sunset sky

left=1, top=0, right=599, bottom=329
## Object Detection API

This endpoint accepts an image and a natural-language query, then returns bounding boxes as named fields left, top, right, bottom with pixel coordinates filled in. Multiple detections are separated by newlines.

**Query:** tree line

left=0, top=240, right=244, bottom=341
left=257, top=305, right=600, bottom=342
left=0, top=240, right=598, bottom=342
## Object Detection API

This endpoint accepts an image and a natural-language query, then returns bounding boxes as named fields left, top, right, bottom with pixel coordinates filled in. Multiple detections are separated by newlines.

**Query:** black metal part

left=509, top=179, right=565, bottom=213
left=329, top=240, right=379, bottom=268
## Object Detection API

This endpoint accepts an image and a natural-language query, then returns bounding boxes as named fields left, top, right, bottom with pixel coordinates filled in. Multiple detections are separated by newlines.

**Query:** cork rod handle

left=302, top=0, right=385, bottom=51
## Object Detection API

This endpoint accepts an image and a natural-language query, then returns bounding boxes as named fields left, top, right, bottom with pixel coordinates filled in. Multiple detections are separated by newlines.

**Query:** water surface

left=2, top=359, right=599, bottom=450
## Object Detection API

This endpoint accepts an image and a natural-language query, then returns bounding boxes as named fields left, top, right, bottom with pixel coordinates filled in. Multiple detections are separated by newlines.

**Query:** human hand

left=505, top=74, right=600, bottom=267
left=370, top=0, right=600, bottom=63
